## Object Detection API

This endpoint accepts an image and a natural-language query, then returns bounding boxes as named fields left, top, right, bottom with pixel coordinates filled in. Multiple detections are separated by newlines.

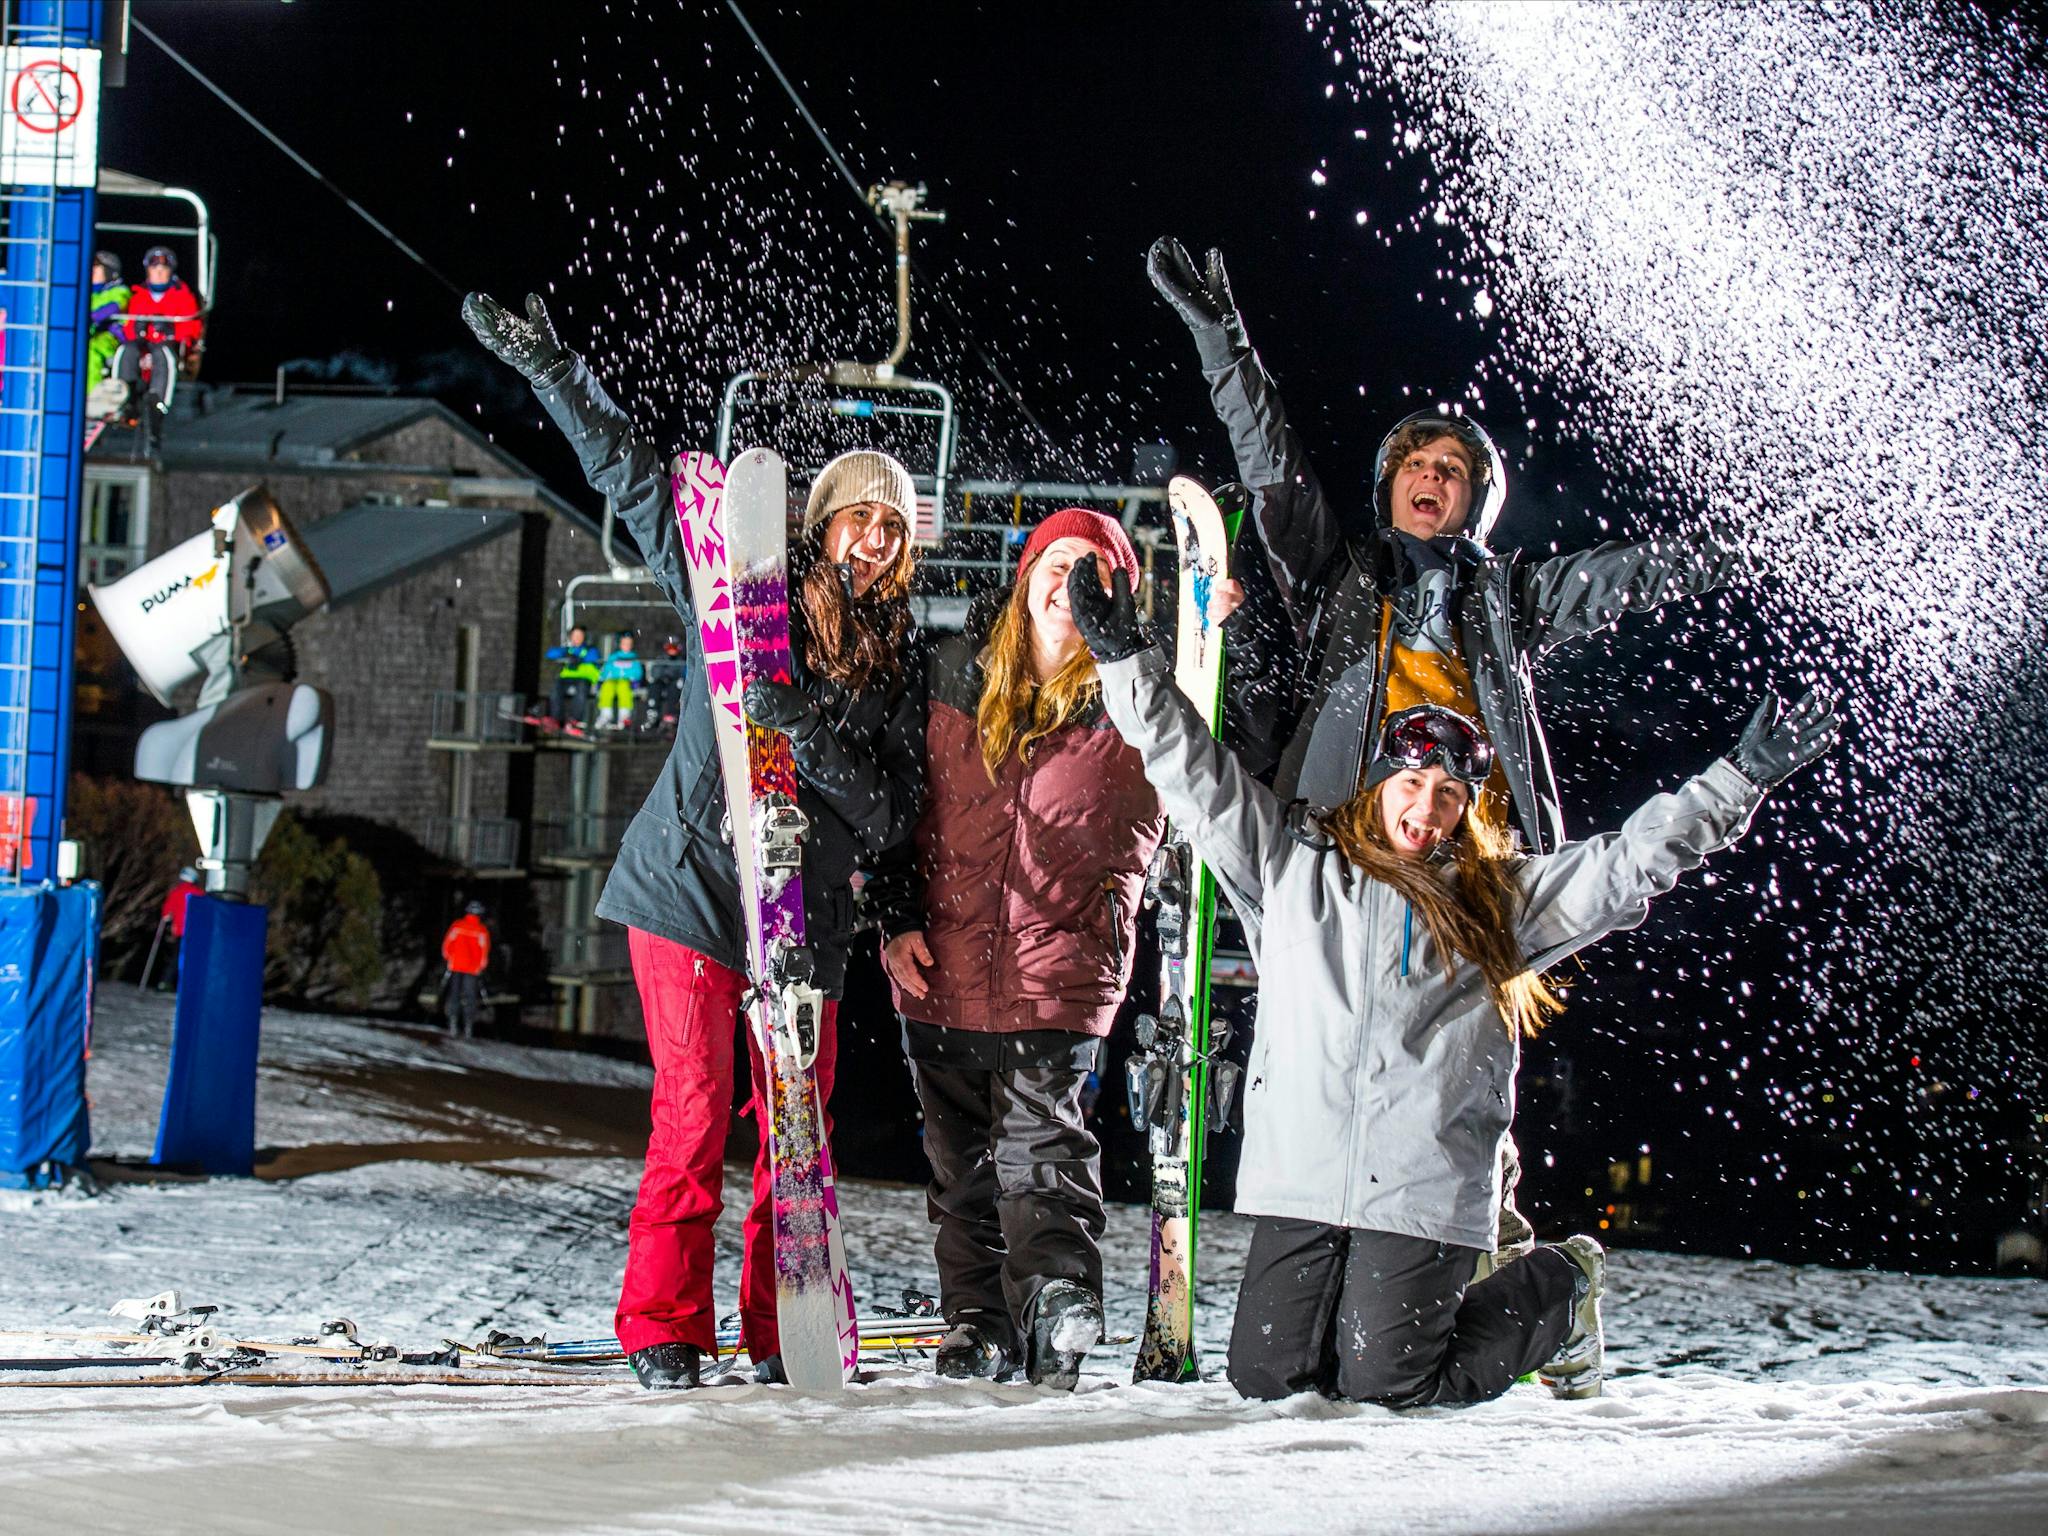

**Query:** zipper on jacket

left=1401, top=903, right=1413, bottom=979
left=1104, top=879, right=1128, bottom=982
left=1339, top=884, right=1378, bottom=1222
left=991, top=759, right=1028, bottom=1004
left=1360, top=600, right=1394, bottom=794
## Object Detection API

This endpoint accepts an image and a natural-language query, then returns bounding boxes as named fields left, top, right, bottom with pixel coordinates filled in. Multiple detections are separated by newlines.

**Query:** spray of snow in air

left=533, top=3, right=1134, bottom=484
left=1313, top=0, right=2048, bottom=1258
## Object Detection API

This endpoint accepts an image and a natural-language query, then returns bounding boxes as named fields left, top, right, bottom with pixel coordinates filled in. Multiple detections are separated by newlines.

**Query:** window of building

left=80, top=468, right=151, bottom=587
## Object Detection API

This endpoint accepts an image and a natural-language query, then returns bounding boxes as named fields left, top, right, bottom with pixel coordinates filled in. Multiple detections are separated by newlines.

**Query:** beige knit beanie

left=800, top=449, right=918, bottom=536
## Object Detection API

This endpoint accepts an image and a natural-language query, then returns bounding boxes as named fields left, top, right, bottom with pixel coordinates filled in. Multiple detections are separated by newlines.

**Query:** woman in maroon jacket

left=870, top=509, right=1165, bottom=1390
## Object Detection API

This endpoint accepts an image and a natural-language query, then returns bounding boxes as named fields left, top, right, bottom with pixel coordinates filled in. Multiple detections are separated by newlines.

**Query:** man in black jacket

left=465, top=292, right=926, bottom=1388
left=1150, top=238, right=1746, bottom=1268
left=1153, top=239, right=1745, bottom=842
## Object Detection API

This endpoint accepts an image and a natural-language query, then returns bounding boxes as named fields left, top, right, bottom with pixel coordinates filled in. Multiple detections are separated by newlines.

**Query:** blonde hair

left=975, top=560, right=1101, bottom=782
left=1322, top=782, right=1564, bottom=1038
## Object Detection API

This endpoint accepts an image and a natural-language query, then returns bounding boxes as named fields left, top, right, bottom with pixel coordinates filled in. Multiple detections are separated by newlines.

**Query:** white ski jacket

left=1096, top=647, right=1763, bottom=1250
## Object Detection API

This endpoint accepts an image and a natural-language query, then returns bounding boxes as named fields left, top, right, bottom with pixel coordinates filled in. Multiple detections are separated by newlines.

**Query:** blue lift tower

left=0, top=0, right=102, bottom=886
left=0, top=1, right=106, bottom=1188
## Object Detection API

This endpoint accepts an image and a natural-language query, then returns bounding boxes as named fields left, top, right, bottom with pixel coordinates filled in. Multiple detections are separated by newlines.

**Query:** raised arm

left=463, top=292, right=688, bottom=612
left=1513, top=519, right=1747, bottom=659
left=1148, top=240, right=1345, bottom=645
left=1516, top=689, right=1837, bottom=967
left=1071, top=559, right=1288, bottom=915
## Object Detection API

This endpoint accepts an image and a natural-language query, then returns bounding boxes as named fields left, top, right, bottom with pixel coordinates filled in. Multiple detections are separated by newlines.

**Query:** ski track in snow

left=1, top=989, right=2045, bottom=1533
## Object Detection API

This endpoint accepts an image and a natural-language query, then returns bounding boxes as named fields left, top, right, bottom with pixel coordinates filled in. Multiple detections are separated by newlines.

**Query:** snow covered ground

left=1, top=986, right=2044, bottom=1534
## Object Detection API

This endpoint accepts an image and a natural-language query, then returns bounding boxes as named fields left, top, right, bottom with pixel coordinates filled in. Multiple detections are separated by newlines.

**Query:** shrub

left=251, top=813, right=385, bottom=1006
left=64, top=776, right=193, bottom=976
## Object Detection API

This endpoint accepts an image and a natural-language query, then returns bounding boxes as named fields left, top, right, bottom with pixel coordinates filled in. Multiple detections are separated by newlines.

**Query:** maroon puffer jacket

left=868, top=613, right=1164, bottom=1037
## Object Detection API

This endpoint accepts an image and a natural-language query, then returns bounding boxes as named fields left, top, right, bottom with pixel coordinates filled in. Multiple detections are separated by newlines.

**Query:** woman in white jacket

left=1067, top=557, right=1837, bottom=1408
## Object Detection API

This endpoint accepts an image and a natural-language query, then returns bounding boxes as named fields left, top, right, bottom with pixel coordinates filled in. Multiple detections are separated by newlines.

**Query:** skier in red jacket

left=153, top=866, right=204, bottom=991
left=439, top=903, right=492, bottom=1038
left=115, top=245, right=204, bottom=442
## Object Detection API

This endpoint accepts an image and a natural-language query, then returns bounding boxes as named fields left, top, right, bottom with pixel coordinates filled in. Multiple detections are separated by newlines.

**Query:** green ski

left=1130, top=475, right=1235, bottom=1383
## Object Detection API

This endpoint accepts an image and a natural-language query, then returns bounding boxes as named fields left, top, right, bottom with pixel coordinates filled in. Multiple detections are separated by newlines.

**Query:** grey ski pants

left=904, top=1020, right=1105, bottom=1346
left=1227, top=1218, right=1578, bottom=1407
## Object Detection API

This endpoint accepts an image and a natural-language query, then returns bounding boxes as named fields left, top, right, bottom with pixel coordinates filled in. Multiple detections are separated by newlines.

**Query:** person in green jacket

left=86, top=250, right=130, bottom=416
left=545, top=625, right=602, bottom=731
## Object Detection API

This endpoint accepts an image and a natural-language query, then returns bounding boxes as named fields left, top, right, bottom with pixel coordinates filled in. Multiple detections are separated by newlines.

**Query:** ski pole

left=139, top=916, right=170, bottom=991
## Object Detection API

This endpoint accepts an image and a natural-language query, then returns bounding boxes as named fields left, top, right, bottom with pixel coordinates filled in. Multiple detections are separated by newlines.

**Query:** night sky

left=103, top=2, right=1514, bottom=503
left=92, top=1, right=2048, bottom=1270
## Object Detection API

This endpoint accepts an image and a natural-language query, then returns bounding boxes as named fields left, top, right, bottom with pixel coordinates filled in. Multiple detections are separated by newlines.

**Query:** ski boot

left=1536, top=1235, right=1605, bottom=1399
left=934, top=1312, right=1017, bottom=1382
left=752, top=1353, right=788, bottom=1385
left=1025, top=1280, right=1102, bottom=1391
left=628, top=1341, right=702, bottom=1390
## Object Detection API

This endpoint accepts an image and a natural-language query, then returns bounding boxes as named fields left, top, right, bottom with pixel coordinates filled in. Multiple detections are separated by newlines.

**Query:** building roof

left=162, top=392, right=443, bottom=464
left=302, top=503, right=526, bottom=610
left=89, top=387, right=598, bottom=533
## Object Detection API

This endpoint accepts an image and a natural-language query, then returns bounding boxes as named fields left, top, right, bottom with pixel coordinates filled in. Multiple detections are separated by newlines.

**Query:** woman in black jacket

left=465, top=293, right=926, bottom=1390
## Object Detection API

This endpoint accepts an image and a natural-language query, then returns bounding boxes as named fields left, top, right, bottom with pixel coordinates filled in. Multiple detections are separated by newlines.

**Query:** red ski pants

left=616, top=928, right=839, bottom=1359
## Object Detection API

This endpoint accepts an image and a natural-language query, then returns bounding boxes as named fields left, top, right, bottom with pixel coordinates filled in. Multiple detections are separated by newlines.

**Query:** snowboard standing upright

left=1129, top=476, right=1234, bottom=1383
left=672, top=447, right=859, bottom=1389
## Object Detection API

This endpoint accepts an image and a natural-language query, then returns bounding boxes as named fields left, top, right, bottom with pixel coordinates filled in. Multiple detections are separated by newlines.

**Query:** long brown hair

left=794, top=521, right=916, bottom=694
left=1322, top=783, right=1564, bottom=1039
left=975, top=559, right=1100, bottom=783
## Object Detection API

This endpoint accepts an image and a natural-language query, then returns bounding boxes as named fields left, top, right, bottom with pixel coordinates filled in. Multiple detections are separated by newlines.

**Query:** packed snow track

left=0, top=988, right=2042, bottom=1535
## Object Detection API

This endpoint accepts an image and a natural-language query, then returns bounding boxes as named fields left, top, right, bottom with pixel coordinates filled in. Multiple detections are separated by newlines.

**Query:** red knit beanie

left=1017, top=507, right=1140, bottom=585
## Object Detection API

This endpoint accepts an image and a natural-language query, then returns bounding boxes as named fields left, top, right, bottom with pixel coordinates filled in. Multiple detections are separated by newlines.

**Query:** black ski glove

left=1728, top=688, right=1839, bottom=789
left=1067, top=556, right=1152, bottom=664
left=745, top=677, right=905, bottom=843
left=743, top=678, right=819, bottom=737
left=1147, top=237, right=1247, bottom=369
left=462, top=291, right=568, bottom=383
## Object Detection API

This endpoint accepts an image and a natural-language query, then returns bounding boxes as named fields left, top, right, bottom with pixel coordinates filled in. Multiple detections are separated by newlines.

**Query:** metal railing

left=547, top=923, right=630, bottom=977
left=533, top=812, right=631, bottom=865
left=427, top=689, right=528, bottom=745
left=715, top=370, right=960, bottom=530
left=425, top=815, right=521, bottom=871
left=79, top=539, right=147, bottom=587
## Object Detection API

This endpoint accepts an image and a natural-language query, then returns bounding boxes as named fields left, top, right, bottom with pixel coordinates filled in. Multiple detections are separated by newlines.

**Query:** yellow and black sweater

left=1377, top=559, right=1513, bottom=829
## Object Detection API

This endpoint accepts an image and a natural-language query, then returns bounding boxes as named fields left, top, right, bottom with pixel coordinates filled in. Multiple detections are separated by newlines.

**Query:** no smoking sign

left=0, top=45, right=100, bottom=187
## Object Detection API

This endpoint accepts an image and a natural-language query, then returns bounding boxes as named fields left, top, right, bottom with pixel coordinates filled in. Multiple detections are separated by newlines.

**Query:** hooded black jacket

left=530, top=353, right=926, bottom=995
left=1191, top=335, right=1742, bottom=852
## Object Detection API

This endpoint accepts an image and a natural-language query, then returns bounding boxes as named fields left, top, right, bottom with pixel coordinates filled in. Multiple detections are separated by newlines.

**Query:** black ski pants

left=1227, top=1218, right=1578, bottom=1407
left=904, top=1020, right=1105, bottom=1350
left=115, top=338, right=180, bottom=408
left=550, top=676, right=593, bottom=727
left=444, top=972, right=483, bottom=1038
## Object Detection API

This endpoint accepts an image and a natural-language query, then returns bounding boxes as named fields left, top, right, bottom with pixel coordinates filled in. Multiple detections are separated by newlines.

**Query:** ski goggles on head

left=1375, top=704, right=1495, bottom=786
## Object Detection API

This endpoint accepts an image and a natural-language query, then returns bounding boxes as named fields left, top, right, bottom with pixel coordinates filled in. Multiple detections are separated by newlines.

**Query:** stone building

left=78, top=386, right=671, bottom=1035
